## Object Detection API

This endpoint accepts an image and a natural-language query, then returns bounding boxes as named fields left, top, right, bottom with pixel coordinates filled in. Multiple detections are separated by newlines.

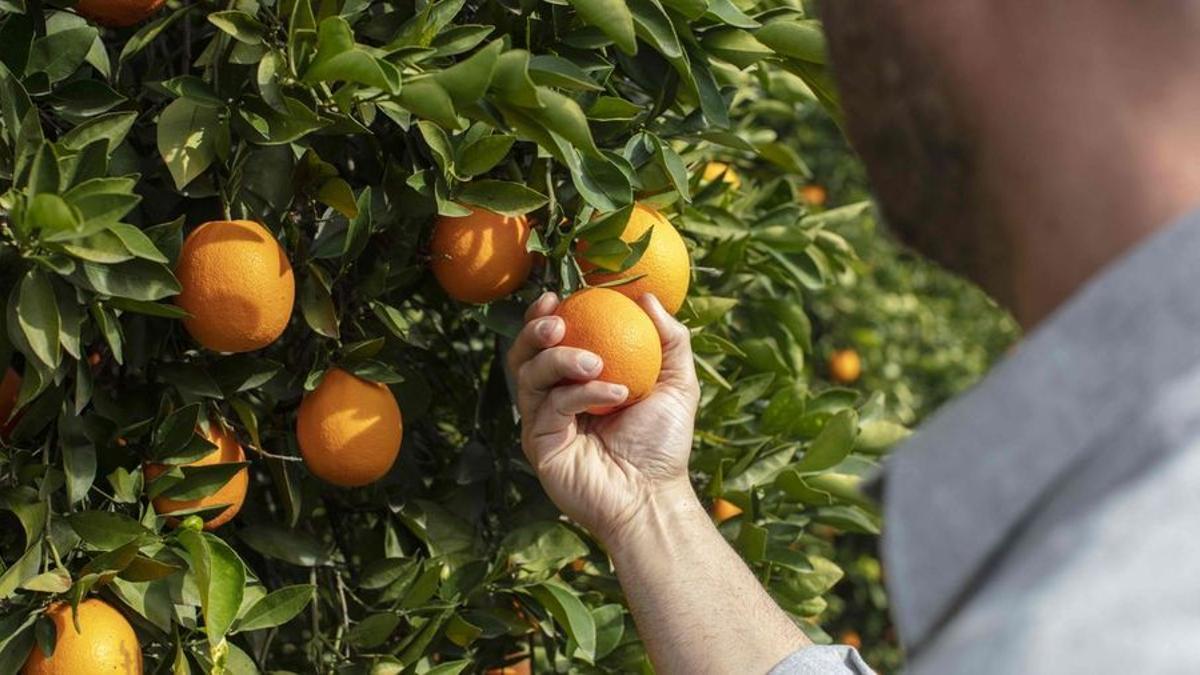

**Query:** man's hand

left=506, top=290, right=701, bottom=547
left=509, top=290, right=812, bottom=675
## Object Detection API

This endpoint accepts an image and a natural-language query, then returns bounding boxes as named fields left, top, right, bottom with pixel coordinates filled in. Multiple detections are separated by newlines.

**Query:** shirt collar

left=883, top=208, right=1200, bottom=652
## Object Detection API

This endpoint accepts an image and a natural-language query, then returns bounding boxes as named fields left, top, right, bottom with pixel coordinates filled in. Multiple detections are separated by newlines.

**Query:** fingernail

left=536, top=318, right=559, bottom=339
left=578, top=353, right=601, bottom=372
left=537, top=291, right=555, bottom=305
left=609, top=384, right=628, bottom=399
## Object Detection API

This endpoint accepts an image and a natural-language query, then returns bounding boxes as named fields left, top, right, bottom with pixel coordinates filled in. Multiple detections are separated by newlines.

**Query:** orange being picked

left=23, top=598, right=142, bottom=675
left=800, top=184, right=828, bottom=207
left=1, top=367, right=20, bottom=438
left=144, top=422, right=249, bottom=531
left=711, top=498, right=744, bottom=524
left=580, top=203, right=690, bottom=314
left=297, top=368, right=403, bottom=487
left=554, top=288, right=662, bottom=415
left=702, top=161, right=742, bottom=189
left=828, top=349, right=862, bottom=384
left=431, top=207, right=534, bottom=304
left=175, top=220, right=295, bottom=353
left=75, top=0, right=166, bottom=27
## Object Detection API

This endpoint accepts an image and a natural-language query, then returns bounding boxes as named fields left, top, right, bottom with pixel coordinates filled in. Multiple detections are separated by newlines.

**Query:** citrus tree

left=0, top=0, right=908, bottom=672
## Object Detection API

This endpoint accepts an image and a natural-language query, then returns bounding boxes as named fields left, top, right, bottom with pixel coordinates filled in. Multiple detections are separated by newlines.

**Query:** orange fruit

left=1, top=367, right=20, bottom=437
left=828, top=349, right=862, bottom=384
left=711, top=498, right=744, bottom=524
left=297, top=368, right=403, bottom=487
left=580, top=204, right=690, bottom=314
left=839, top=629, right=863, bottom=650
left=75, top=0, right=165, bottom=27
left=800, top=184, right=828, bottom=207
left=702, top=161, right=742, bottom=189
left=430, top=207, right=534, bottom=304
left=144, top=423, right=249, bottom=531
left=554, top=288, right=662, bottom=415
left=175, top=220, right=295, bottom=353
left=485, top=657, right=531, bottom=675
left=23, top=598, right=142, bottom=674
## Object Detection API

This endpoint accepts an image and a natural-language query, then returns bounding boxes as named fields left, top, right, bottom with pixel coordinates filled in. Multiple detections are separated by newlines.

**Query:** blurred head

left=820, top=2, right=1200, bottom=326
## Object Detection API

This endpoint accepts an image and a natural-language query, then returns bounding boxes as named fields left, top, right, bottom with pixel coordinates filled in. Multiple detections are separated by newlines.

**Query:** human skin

left=819, top=1, right=1200, bottom=329
left=507, top=292, right=810, bottom=675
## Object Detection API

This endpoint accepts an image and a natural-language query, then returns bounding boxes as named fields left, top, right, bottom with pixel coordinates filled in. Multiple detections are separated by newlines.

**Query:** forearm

left=607, top=481, right=810, bottom=675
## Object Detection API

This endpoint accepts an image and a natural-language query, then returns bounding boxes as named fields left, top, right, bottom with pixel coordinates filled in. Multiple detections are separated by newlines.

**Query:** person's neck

left=975, top=60, right=1200, bottom=328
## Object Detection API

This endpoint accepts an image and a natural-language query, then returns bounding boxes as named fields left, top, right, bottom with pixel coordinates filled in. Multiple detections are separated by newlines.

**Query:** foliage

left=0, top=1, right=914, bottom=673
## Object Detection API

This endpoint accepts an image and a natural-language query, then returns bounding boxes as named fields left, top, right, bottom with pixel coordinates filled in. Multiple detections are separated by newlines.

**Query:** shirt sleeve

left=767, top=645, right=875, bottom=675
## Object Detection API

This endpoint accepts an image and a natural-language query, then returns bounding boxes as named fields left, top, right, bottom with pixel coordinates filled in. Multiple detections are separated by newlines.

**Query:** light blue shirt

left=773, top=209, right=1200, bottom=674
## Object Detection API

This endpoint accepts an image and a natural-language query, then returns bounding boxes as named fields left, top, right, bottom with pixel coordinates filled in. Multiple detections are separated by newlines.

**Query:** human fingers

left=639, top=293, right=701, bottom=404
left=507, top=293, right=564, bottom=376
left=516, top=347, right=604, bottom=418
left=523, top=380, right=629, bottom=463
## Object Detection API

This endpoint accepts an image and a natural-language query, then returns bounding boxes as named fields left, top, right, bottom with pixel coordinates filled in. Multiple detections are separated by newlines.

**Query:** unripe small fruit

left=828, top=349, right=862, bottom=385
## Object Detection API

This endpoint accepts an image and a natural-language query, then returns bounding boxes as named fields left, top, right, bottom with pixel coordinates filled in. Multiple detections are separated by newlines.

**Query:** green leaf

left=59, top=112, right=138, bottom=154
left=568, top=0, right=637, bottom=55
left=59, top=412, right=95, bottom=505
left=434, top=39, right=502, bottom=107
left=457, top=134, right=515, bottom=177
left=756, top=19, right=826, bottom=64
left=238, top=524, right=332, bottom=567
left=529, top=55, right=602, bottom=91
left=236, top=585, right=314, bottom=632
left=157, top=98, right=225, bottom=189
left=28, top=193, right=81, bottom=237
left=70, top=259, right=181, bottom=301
left=67, top=511, right=152, bottom=550
left=396, top=77, right=459, bottom=129
left=456, top=180, right=548, bottom=216
left=299, top=265, right=339, bottom=339
left=528, top=581, right=597, bottom=662
left=17, top=270, right=60, bottom=368
left=500, top=521, right=589, bottom=573
left=305, top=17, right=400, bottom=93
left=348, top=612, right=400, bottom=649
left=207, top=11, right=267, bottom=45
left=178, top=530, right=246, bottom=647
left=153, top=463, right=247, bottom=502
left=27, top=26, right=97, bottom=84
left=856, top=418, right=911, bottom=454
left=704, top=0, right=759, bottom=29
left=794, top=409, right=859, bottom=473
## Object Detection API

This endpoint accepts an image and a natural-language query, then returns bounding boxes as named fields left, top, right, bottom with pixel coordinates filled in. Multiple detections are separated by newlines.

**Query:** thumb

left=639, top=294, right=700, bottom=403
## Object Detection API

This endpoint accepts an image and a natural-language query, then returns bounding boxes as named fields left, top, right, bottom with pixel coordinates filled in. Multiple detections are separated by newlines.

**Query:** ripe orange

left=839, top=629, right=863, bottom=650
left=554, top=288, right=662, bottom=414
left=702, top=161, right=742, bottom=189
left=1, top=367, right=20, bottom=437
left=431, top=207, right=534, bottom=304
left=175, top=220, right=295, bottom=353
left=23, top=598, right=142, bottom=675
left=828, top=349, right=862, bottom=384
left=485, top=657, right=531, bottom=675
left=144, top=422, right=249, bottom=531
left=800, top=184, right=828, bottom=207
left=711, top=498, right=744, bottom=524
left=297, top=368, right=403, bottom=487
left=75, top=0, right=165, bottom=27
left=580, top=204, right=690, bottom=314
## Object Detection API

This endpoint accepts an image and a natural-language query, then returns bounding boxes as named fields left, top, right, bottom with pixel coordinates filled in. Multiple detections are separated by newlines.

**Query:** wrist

left=603, top=479, right=707, bottom=562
